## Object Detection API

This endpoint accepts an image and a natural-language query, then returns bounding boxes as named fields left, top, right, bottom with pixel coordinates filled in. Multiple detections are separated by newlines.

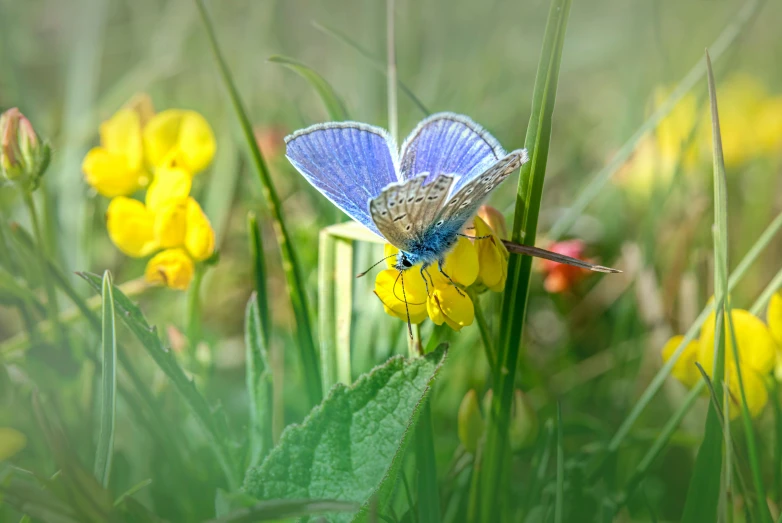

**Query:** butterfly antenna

left=356, top=254, right=397, bottom=278
left=400, top=270, right=413, bottom=339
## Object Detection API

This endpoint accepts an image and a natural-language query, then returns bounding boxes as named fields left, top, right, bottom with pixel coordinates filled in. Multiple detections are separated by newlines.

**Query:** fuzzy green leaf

left=245, top=346, right=448, bottom=523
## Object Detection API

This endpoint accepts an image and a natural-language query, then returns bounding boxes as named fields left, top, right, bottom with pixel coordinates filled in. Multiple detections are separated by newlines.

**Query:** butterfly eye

left=402, top=258, right=412, bottom=268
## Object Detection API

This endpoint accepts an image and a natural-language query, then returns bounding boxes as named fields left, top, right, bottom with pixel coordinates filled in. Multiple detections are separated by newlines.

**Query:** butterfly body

left=392, top=224, right=459, bottom=272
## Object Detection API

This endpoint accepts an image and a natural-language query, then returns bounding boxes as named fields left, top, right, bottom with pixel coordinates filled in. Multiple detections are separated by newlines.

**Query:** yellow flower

left=374, top=267, right=428, bottom=324
left=765, top=292, right=782, bottom=381
left=143, top=109, right=216, bottom=173
left=473, top=215, right=508, bottom=292
left=0, top=427, right=26, bottom=461
left=145, top=166, right=192, bottom=211
left=427, top=270, right=474, bottom=331
left=440, top=236, right=478, bottom=287
left=106, top=197, right=157, bottom=257
left=83, top=108, right=149, bottom=197
left=756, top=97, right=782, bottom=157
left=662, top=308, right=777, bottom=419
left=144, top=248, right=195, bottom=291
left=184, top=197, right=215, bottom=261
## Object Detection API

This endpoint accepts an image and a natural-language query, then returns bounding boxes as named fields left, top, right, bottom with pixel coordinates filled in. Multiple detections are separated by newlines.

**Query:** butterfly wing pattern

left=285, top=122, right=399, bottom=237
left=369, top=173, right=454, bottom=251
left=399, top=113, right=506, bottom=193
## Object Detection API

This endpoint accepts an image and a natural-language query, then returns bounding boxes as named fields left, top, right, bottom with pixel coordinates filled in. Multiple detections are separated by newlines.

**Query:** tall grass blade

left=554, top=404, right=564, bottom=523
left=93, top=271, right=117, bottom=488
left=268, top=55, right=348, bottom=121
left=680, top=50, right=730, bottom=523
left=193, top=0, right=322, bottom=407
left=245, top=294, right=274, bottom=469
left=480, top=0, right=571, bottom=519
left=386, top=0, right=398, bottom=142
left=547, top=0, right=761, bottom=241
left=248, top=212, right=271, bottom=349
left=312, top=21, right=431, bottom=116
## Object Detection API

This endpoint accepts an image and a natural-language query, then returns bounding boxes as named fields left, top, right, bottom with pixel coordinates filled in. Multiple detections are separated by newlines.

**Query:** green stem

left=21, top=192, right=67, bottom=351
left=479, top=0, right=571, bottom=519
left=193, top=0, right=322, bottom=406
left=186, top=264, right=205, bottom=349
left=470, top=290, right=496, bottom=374
left=415, top=400, right=441, bottom=523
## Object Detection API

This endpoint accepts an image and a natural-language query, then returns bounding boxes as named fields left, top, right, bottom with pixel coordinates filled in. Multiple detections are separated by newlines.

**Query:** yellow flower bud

left=509, top=390, right=538, bottom=452
left=106, top=197, right=157, bottom=257
left=145, top=248, right=195, bottom=290
left=374, top=267, right=428, bottom=324
left=83, top=108, right=149, bottom=197
left=184, top=198, right=216, bottom=261
left=473, top=216, right=509, bottom=292
left=427, top=272, right=474, bottom=331
left=0, top=427, right=27, bottom=461
left=1, top=108, right=50, bottom=191
left=143, top=109, right=216, bottom=173
left=457, top=390, right=484, bottom=453
left=476, top=205, right=507, bottom=240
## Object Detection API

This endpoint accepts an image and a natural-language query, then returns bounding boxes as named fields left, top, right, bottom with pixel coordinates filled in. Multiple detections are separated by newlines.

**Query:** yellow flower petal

left=474, top=216, right=509, bottom=292
left=184, top=198, right=215, bottom=261
left=82, top=147, right=149, bottom=198
left=661, top=335, right=700, bottom=388
left=756, top=97, right=782, bottom=156
left=442, top=236, right=478, bottom=287
left=766, top=291, right=782, bottom=347
left=699, top=309, right=777, bottom=377
left=145, top=248, right=194, bottom=290
left=726, top=367, right=768, bottom=419
left=100, top=108, right=143, bottom=171
left=0, top=427, right=26, bottom=461
left=106, top=197, right=157, bottom=257
left=374, top=268, right=427, bottom=324
left=153, top=200, right=187, bottom=249
left=384, top=243, right=399, bottom=268
left=427, top=279, right=474, bottom=331
left=143, top=109, right=216, bottom=173
left=145, top=166, right=192, bottom=211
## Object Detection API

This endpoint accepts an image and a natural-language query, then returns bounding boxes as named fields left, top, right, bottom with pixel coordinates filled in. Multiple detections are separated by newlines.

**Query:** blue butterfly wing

left=399, top=112, right=506, bottom=193
left=286, top=122, right=400, bottom=237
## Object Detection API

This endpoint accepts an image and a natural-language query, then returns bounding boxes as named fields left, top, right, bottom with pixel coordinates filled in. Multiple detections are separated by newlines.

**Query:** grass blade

left=547, top=0, right=761, bottom=240
left=680, top=50, right=730, bottom=523
left=554, top=404, right=564, bottom=523
left=268, top=55, right=348, bottom=121
left=78, top=271, right=240, bottom=489
left=93, top=271, right=117, bottom=488
left=312, top=21, right=431, bottom=116
left=193, top=0, right=322, bottom=407
left=480, top=0, right=572, bottom=519
left=416, top=400, right=442, bottom=523
left=248, top=212, right=271, bottom=350
left=245, top=294, right=274, bottom=469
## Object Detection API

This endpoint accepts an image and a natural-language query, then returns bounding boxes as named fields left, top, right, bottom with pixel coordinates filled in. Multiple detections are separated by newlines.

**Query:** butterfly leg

left=420, top=264, right=433, bottom=297
left=457, top=232, right=492, bottom=241
left=437, top=260, right=466, bottom=297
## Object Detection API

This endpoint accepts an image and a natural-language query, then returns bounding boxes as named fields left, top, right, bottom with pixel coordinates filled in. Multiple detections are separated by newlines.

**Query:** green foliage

left=245, top=346, right=447, bottom=522
left=268, top=55, right=349, bottom=121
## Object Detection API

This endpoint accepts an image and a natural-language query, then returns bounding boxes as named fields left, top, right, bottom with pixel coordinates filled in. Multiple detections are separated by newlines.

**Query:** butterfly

left=285, top=113, right=618, bottom=328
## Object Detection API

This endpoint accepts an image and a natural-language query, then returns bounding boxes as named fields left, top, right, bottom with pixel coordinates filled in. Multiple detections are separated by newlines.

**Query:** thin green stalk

left=22, top=192, right=66, bottom=351
left=187, top=264, right=205, bottom=349
left=415, top=400, right=441, bottom=523
left=547, top=0, right=761, bottom=241
left=480, top=0, right=571, bottom=519
left=554, top=403, right=564, bottom=523
left=469, top=290, right=496, bottom=373
left=248, top=212, right=271, bottom=355
left=386, top=0, right=398, bottom=142
left=193, top=0, right=322, bottom=406
left=93, top=271, right=117, bottom=488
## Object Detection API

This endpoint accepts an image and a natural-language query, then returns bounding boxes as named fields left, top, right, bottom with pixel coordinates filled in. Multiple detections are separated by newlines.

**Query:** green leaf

left=245, top=346, right=448, bottom=523
left=245, top=294, right=274, bottom=469
left=482, top=0, right=571, bottom=519
left=268, top=55, right=348, bottom=121
left=93, top=271, right=117, bottom=488
left=77, top=271, right=239, bottom=490
left=193, top=0, right=322, bottom=408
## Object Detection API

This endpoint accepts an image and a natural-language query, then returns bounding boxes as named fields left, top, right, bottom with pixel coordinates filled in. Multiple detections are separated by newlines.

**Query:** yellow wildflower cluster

left=619, top=73, right=782, bottom=195
left=662, top=294, right=782, bottom=418
left=82, top=97, right=217, bottom=290
left=374, top=206, right=508, bottom=331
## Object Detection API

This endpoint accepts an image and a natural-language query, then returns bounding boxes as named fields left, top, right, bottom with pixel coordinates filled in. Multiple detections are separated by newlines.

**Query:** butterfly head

left=393, top=250, right=420, bottom=272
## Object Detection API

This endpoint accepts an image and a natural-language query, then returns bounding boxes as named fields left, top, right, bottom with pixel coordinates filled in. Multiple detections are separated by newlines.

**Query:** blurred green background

left=2, top=0, right=782, bottom=520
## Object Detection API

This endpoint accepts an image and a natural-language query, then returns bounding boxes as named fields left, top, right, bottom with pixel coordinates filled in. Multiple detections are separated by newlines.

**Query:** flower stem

left=469, top=290, right=496, bottom=373
left=22, top=191, right=67, bottom=351
left=186, top=264, right=205, bottom=349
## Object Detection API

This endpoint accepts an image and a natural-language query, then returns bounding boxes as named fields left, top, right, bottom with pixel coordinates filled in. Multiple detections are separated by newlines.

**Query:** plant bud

left=0, top=108, right=51, bottom=191
left=457, top=389, right=484, bottom=454
left=509, top=390, right=539, bottom=451
left=477, top=205, right=508, bottom=240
